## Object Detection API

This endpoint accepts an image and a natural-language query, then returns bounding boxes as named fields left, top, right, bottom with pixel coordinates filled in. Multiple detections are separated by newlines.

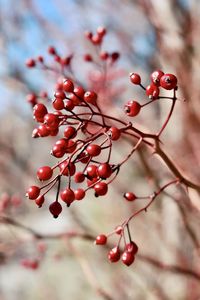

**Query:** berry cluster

left=26, top=27, right=179, bottom=266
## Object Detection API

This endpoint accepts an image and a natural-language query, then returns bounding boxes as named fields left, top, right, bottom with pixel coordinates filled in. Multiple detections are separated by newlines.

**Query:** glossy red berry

left=63, top=79, right=74, bottom=92
left=60, top=188, right=75, bottom=206
left=49, top=201, right=62, bottom=218
left=59, top=161, right=76, bottom=176
left=109, top=127, right=121, bottom=141
left=37, top=166, right=53, bottom=181
left=86, top=165, right=98, bottom=179
left=51, top=144, right=65, bottom=158
left=44, top=113, right=59, bottom=130
left=146, top=84, right=160, bottom=99
left=124, top=192, right=137, bottom=201
left=48, top=46, right=57, bottom=55
left=160, top=73, right=177, bottom=90
left=95, top=234, right=107, bottom=245
left=115, top=225, right=123, bottom=235
left=125, top=241, right=138, bottom=255
left=64, top=126, right=77, bottom=139
left=38, top=124, right=50, bottom=137
left=35, top=195, right=45, bottom=207
left=108, top=246, right=121, bottom=263
left=74, top=172, right=85, bottom=183
left=124, top=101, right=141, bottom=117
left=130, top=73, right=141, bottom=85
left=74, top=188, right=85, bottom=200
left=66, top=139, right=77, bottom=153
left=26, top=186, right=40, bottom=200
left=122, top=251, right=135, bottom=266
left=33, top=103, right=48, bottom=121
left=92, top=34, right=102, bottom=45
left=84, top=91, right=97, bottom=105
left=65, top=99, right=75, bottom=111
left=73, top=86, right=85, bottom=98
left=150, top=70, right=164, bottom=86
left=54, top=91, right=66, bottom=100
left=53, top=98, right=64, bottom=110
left=86, top=144, right=101, bottom=157
left=97, top=163, right=112, bottom=179
left=94, top=182, right=108, bottom=196
left=111, top=52, right=120, bottom=62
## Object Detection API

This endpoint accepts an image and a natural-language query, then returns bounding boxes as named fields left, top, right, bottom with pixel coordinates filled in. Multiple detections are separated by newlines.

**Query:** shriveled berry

left=124, top=101, right=141, bottom=117
left=108, top=246, right=121, bottom=263
left=37, top=166, right=53, bottom=181
left=130, top=73, right=141, bottom=85
left=124, top=192, right=137, bottom=201
left=95, top=234, right=107, bottom=245
left=49, top=201, right=62, bottom=218
left=26, top=186, right=40, bottom=200
left=97, top=163, right=112, bottom=179
left=86, top=144, right=101, bottom=157
left=160, top=73, right=177, bottom=90
left=74, top=188, right=85, bottom=200
left=122, top=251, right=135, bottom=266
left=94, top=182, right=108, bottom=196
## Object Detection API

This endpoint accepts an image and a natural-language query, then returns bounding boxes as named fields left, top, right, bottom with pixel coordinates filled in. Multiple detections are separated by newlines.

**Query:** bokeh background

left=0, top=0, right=200, bottom=299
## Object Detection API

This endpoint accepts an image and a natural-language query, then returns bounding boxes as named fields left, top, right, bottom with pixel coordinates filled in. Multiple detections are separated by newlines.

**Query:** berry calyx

left=37, top=166, right=53, bottom=181
left=49, top=201, right=62, bottom=218
left=124, top=101, right=141, bottom=117
left=95, top=234, right=107, bottom=245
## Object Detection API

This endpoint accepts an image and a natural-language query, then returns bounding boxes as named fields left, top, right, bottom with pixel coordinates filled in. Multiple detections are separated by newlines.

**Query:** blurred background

left=0, top=0, right=200, bottom=299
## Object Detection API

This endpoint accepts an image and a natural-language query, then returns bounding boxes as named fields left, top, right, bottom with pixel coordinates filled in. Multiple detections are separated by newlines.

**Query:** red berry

left=130, top=73, right=141, bottom=85
left=94, top=182, right=108, bottom=196
left=122, top=251, right=135, bottom=266
left=60, top=188, right=75, bottom=206
left=125, top=241, right=138, bottom=255
left=54, top=91, right=66, bottom=100
left=84, top=91, right=97, bottom=105
left=124, top=101, right=141, bottom=117
left=26, top=58, right=36, bottom=68
left=37, top=166, right=53, bottom=181
left=109, top=127, right=121, bottom=141
left=146, top=84, right=160, bottom=99
left=33, top=103, right=48, bottom=121
left=53, top=98, right=64, bottom=110
left=26, top=93, right=37, bottom=106
left=150, top=70, right=164, bottom=86
left=78, top=151, right=90, bottom=164
left=100, top=51, right=109, bottom=60
left=48, top=46, right=56, bottom=55
left=59, top=161, right=76, bottom=176
left=38, top=124, right=50, bottom=137
left=108, top=246, right=121, bottom=263
left=160, top=73, right=177, bottom=90
left=124, top=192, right=137, bottom=201
left=44, top=113, right=59, bottom=130
left=97, top=26, right=106, bottom=37
left=86, top=144, right=101, bottom=157
left=74, top=172, right=85, bottom=183
left=65, top=99, right=75, bottom=111
left=115, top=225, right=123, bottom=235
left=49, top=201, right=62, bottom=218
left=64, top=126, right=77, bottom=139
left=97, top=163, right=112, bottom=179
left=84, top=54, right=93, bottom=62
left=63, top=79, right=74, bottom=92
left=26, top=186, right=40, bottom=200
left=66, top=139, right=77, bottom=153
left=95, top=234, right=107, bottom=245
left=92, top=34, right=102, bottom=45
left=111, top=52, right=120, bottom=62
left=35, top=195, right=45, bottom=207
left=73, top=86, right=85, bottom=98
left=86, top=165, right=98, bottom=179
left=85, top=31, right=93, bottom=40
left=51, top=144, right=65, bottom=158
left=74, top=188, right=85, bottom=200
